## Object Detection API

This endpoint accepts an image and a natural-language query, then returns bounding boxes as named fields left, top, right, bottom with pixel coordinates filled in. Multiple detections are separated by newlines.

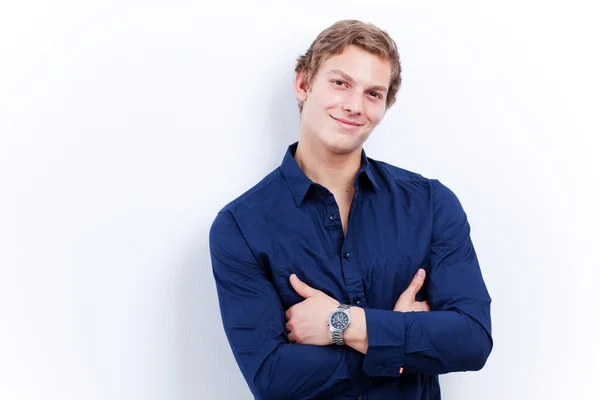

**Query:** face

left=295, top=45, right=392, bottom=155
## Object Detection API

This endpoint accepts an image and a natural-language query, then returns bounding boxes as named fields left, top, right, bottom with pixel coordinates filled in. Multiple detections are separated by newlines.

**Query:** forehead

left=318, top=45, right=392, bottom=88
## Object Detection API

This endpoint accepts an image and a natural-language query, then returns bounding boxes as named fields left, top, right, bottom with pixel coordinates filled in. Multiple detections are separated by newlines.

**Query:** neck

left=294, top=136, right=362, bottom=193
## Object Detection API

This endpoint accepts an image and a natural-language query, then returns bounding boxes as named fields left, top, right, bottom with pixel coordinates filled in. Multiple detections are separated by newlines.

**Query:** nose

left=343, top=90, right=364, bottom=115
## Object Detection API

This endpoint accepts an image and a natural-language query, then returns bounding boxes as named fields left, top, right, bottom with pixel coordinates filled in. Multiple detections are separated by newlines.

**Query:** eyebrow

left=327, top=69, right=389, bottom=93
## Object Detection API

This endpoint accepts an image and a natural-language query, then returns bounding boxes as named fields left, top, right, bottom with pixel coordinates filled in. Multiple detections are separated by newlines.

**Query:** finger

left=402, top=269, right=426, bottom=298
left=285, top=321, right=292, bottom=333
left=287, top=332, right=296, bottom=343
left=285, top=307, right=292, bottom=321
left=394, top=300, right=430, bottom=313
left=393, top=296, right=403, bottom=311
left=290, top=274, right=319, bottom=298
left=413, top=301, right=431, bottom=312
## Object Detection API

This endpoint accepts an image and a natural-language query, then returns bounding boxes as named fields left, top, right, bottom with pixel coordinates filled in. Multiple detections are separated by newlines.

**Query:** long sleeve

left=362, top=179, right=493, bottom=376
left=209, top=209, right=361, bottom=400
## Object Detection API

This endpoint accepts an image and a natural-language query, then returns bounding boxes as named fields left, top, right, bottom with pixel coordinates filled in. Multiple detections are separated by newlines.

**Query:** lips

left=330, top=115, right=363, bottom=127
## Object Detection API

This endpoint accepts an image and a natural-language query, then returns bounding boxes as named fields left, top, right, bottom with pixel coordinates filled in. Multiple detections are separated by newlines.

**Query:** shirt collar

left=280, top=142, right=381, bottom=207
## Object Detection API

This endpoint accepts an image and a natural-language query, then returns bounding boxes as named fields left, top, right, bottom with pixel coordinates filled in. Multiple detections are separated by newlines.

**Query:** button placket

left=341, top=250, right=365, bottom=307
left=321, top=189, right=341, bottom=229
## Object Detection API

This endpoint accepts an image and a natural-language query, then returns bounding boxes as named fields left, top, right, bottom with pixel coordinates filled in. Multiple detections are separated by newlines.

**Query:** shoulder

left=217, top=168, right=282, bottom=215
left=369, top=157, right=436, bottom=197
left=369, top=157, right=462, bottom=204
left=210, top=167, right=284, bottom=238
left=370, top=158, right=432, bottom=183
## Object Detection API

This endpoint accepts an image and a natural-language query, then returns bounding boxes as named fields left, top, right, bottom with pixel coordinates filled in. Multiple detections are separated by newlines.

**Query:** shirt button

left=329, top=214, right=336, bottom=220
left=343, top=252, right=351, bottom=259
left=353, top=297, right=361, bottom=305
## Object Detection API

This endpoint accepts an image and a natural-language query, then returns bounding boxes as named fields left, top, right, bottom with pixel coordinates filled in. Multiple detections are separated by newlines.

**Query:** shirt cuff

left=361, top=308, right=407, bottom=377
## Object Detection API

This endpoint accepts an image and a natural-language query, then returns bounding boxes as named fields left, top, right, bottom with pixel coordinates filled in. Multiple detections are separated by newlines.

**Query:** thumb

left=403, top=268, right=426, bottom=298
left=290, top=274, right=319, bottom=298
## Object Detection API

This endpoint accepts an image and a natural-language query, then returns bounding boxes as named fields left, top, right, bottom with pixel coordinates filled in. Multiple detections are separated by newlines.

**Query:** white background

left=1, top=1, right=598, bottom=399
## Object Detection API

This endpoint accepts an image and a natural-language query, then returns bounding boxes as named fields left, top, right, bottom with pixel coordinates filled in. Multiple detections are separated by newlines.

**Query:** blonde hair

left=295, top=19, right=402, bottom=111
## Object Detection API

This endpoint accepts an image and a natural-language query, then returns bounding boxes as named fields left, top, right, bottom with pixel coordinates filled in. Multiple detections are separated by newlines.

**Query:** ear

left=294, top=70, right=309, bottom=104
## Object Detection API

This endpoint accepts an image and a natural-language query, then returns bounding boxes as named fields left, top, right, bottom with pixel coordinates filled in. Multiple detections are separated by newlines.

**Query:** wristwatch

left=328, top=303, right=351, bottom=345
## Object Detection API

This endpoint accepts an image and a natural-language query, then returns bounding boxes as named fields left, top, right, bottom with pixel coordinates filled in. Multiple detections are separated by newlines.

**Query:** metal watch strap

left=332, top=330, right=344, bottom=345
left=332, top=304, right=351, bottom=345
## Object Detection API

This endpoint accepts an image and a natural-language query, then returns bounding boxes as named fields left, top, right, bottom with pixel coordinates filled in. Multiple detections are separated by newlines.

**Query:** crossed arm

left=209, top=181, right=492, bottom=400
left=285, top=267, right=430, bottom=353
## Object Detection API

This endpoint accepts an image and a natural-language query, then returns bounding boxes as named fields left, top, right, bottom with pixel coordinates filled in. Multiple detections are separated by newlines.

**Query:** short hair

left=295, top=19, right=402, bottom=112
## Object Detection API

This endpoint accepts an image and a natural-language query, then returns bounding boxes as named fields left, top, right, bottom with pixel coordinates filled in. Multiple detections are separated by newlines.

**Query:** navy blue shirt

left=209, top=142, right=493, bottom=399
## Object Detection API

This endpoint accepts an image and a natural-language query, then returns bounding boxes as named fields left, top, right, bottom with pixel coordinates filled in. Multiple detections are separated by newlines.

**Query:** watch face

left=330, top=311, right=349, bottom=330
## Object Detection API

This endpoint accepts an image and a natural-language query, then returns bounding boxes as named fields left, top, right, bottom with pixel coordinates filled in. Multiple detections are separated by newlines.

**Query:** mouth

left=330, top=115, right=364, bottom=129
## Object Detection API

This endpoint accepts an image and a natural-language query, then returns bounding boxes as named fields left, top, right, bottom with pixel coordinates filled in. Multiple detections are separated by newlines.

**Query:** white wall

left=1, top=1, right=598, bottom=399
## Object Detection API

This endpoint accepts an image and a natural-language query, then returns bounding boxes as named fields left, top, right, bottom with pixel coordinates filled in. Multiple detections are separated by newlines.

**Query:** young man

left=209, top=19, right=492, bottom=400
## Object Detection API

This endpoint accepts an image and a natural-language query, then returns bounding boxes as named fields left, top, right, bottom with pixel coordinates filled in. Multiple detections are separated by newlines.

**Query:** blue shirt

left=209, top=142, right=493, bottom=400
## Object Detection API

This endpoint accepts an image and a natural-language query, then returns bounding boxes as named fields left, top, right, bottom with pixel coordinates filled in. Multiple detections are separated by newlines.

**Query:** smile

left=330, top=115, right=363, bottom=129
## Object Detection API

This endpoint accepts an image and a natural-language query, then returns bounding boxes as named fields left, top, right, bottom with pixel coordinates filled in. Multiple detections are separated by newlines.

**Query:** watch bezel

left=328, top=308, right=351, bottom=331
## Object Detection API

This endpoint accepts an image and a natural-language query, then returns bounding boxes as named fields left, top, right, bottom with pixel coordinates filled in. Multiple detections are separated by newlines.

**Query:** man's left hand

left=284, top=274, right=338, bottom=346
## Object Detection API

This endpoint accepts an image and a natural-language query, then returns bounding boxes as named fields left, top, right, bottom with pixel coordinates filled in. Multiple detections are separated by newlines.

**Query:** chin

left=322, top=134, right=364, bottom=155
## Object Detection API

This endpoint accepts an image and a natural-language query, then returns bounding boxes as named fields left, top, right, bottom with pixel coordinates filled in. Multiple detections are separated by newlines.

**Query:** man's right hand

left=393, top=268, right=431, bottom=312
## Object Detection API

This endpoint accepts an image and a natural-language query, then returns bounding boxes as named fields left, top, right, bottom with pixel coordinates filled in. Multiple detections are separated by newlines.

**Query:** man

left=209, top=19, right=492, bottom=400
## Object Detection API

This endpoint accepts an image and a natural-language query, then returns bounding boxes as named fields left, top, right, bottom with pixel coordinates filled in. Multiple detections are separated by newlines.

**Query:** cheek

left=318, top=86, right=346, bottom=108
left=306, top=89, right=328, bottom=109
left=366, top=105, right=386, bottom=124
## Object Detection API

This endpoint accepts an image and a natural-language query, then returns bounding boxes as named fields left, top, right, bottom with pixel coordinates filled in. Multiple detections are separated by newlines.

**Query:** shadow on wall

left=171, top=230, right=251, bottom=398
left=266, top=64, right=302, bottom=156
left=263, top=60, right=300, bottom=169
left=172, top=65, right=300, bottom=398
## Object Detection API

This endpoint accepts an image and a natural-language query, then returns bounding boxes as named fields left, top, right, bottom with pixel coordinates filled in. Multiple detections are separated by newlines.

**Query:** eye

left=369, top=91, right=383, bottom=99
left=332, top=80, right=346, bottom=87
